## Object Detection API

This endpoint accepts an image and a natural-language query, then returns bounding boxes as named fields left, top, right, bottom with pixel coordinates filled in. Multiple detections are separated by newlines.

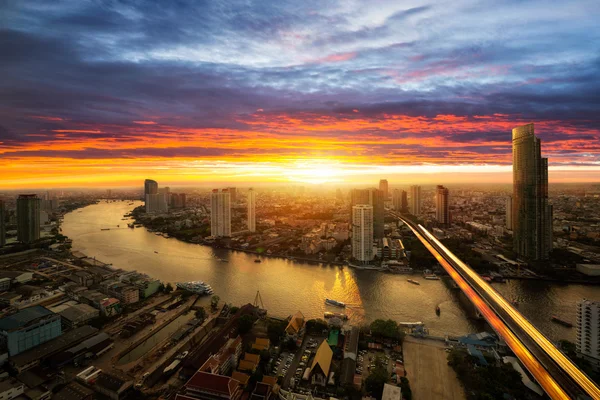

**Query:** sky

left=1, top=0, right=599, bottom=188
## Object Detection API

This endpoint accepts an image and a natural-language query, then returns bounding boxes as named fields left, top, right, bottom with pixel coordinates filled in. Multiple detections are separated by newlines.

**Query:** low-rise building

left=58, top=303, right=100, bottom=328
left=54, top=381, right=94, bottom=400
left=381, top=383, right=402, bottom=400
left=0, top=306, right=62, bottom=356
left=94, top=371, right=133, bottom=400
left=176, top=370, right=242, bottom=400
left=309, top=340, right=333, bottom=386
left=0, top=378, right=25, bottom=400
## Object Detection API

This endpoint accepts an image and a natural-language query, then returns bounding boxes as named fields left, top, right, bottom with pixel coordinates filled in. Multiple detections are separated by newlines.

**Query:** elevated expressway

left=394, top=213, right=600, bottom=400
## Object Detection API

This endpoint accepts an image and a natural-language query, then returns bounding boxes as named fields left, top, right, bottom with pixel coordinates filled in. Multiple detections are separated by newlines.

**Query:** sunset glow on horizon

left=1, top=0, right=599, bottom=188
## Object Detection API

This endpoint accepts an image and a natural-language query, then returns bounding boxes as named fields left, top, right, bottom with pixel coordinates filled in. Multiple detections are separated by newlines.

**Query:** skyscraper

left=401, top=190, right=408, bottom=212
left=392, top=189, right=402, bottom=211
left=506, top=196, right=513, bottom=230
left=144, top=179, right=158, bottom=196
left=409, top=185, right=422, bottom=215
left=17, top=194, right=40, bottom=243
left=228, top=187, right=237, bottom=203
left=211, top=189, right=231, bottom=237
left=350, top=188, right=384, bottom=239
left=435, top=185, right=449, bottom=225
left=247, top=188, right=256, bottom=232
left=379, top=180, right=389, bottom=199
left=0, top=200, right=5, bottom=247
left=512, top=123, right=552, bottom=260
left=352, top=205, right=373, bottom=263
left=576, top=299, right=600, bottom=370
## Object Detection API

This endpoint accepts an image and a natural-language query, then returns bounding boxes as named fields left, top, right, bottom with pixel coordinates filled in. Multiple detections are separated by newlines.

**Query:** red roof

left=186, top=371, right=240, bottom=396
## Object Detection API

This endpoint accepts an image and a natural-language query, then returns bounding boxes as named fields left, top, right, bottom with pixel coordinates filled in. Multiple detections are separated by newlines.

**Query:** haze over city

left=1, top=0, right=600, bottom=188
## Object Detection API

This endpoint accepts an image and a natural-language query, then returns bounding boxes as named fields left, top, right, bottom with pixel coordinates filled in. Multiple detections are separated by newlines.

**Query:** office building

left=392, top=189, right=402, bottom=211
left=379, top=179, right=389, bottom=199
left=506, top=196, right=513, bottom=230
left=144, top=179, right=158, bottom=213
left=247, top=188, right=256, bottom=232
left=0, top=306, right=62, bottom=356
left=576, top=299, right=600, bottom=369
left=409, top=185, right=422, bottom=215
left=435, top=185, right=449, bottom=225
left=107, top=189, right=112, bottom=198
left=350, top=188, right=384, bottom=239
left=352, top=205, right=373, bottom=263
left=512, top=123, right=552, bottom=260
left=0, top=200, right=5, bottom=247
left=211, top=189, right=231, bottom=237
left=228, top=187, right=237, bottom=203
left=17, top=195, right=40, bottom=244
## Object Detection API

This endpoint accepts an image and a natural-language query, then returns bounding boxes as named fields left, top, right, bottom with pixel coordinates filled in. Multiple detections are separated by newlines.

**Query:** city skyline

left=1, top=1, right=600, bottom=188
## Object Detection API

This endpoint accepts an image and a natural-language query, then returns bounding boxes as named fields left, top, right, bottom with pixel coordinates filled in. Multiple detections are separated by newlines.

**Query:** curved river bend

left=63, top=201, right=597, bottom=341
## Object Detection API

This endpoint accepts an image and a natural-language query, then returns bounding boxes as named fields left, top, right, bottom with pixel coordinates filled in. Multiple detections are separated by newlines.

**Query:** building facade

left=211, top=189, right=231, bottom=237
left=0, top=200, right=5, bottom=247
left=247, top=188, right=256, bottom=232
left=352, top=205, right=373, bottom=263
left=435, top=185, right=449, bottom=225
left=17, top=195, right=40, bottom=244
left=506, top=196, right=513, bottom=230
left=378, top=179, right=389, bottom=199
left=576, top=299, right=600, bottom=370
left=512, top=123, right=552, bottom=260
left=0, top=306, right=62, bottom=356
left=350, top=188, right=384, bottom=239
left=392, top=189, right=402, bottom=211
left=409, top=185, right=421, bottom=215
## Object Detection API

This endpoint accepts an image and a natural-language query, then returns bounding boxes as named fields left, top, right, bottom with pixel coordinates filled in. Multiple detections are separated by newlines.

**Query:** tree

left=238, top=314, right=254, bottom=334
left=305, top=318, right=328, bottom=334
left=260, top=349, right=270, bottom=363
left=158, top=283, right=165, bottom=293
left=365, top=365, right=387, bottom=398
left=195, top=307, right=207, bottom=321
left=164, top=283, right=174, bottom=293
left=230, top=306, right=240, bottom=314
left=399, top=377, right=412, bottom=400
left=211, top=295, right=220, bottom=310
left=370, top=319, right=400, bottom=339
left=267, top=320, right=286, bottom=345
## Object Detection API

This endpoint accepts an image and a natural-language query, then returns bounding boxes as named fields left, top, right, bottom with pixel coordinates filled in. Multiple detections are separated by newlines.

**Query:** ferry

left=550, top=316, right=573, bottom=328
left=407, top=279, right=420, bottom=285
left=324, top=312, right=348, bottom=320
left=325, top=298, right=346, bottom=308
left=424, top=275, right=440, bottom=280
left=100, top=228, right=111, bottom=231
left=155, top=232, right=162, bottom=236
left=254, top=259, right=261, bottom=263
left=176, top=281, right=214, bottom=295
left=435, top=306, right=441, bottom=315
left=128, top=223, right=135, bottom=228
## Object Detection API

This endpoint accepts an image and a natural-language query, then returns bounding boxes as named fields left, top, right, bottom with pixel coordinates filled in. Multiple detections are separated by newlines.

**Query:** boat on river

left=324, top=311, right=348, bottom=320
left=176, top=281, right=214, bottom=295
left=424, top=275, right=440, bottom=280
left=550, top=316, right=573, bottom=328
left=407, top=279, right=420, bottom=285
left=325, top=298, right=345, bottom=308
left=436, top=305, right=441, bottom=315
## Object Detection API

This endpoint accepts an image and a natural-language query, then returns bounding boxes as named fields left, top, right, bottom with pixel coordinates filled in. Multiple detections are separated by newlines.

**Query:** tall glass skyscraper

left=350, top=188, right=384, bottom=239
left=352, top=204, right=373, bottom=263
left=435, top=185, right=449, bottom=225
left=512, top=123, right=552, bottom=260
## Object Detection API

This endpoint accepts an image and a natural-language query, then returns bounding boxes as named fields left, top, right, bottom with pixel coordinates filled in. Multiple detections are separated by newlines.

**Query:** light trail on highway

left=395, top=213, right=600, bottom=399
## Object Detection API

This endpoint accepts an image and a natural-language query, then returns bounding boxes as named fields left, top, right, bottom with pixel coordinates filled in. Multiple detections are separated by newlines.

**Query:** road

left=395, top=213, right=600, bottom=400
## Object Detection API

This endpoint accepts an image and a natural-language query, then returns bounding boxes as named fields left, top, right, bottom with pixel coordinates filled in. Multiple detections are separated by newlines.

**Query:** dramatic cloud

left=0, top=0, right=599, bottom=186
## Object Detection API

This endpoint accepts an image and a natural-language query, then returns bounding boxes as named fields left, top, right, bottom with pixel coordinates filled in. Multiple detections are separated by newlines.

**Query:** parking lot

left=355, top=348, right=402, bottom=380
left=271, top=335, right=325, bottom=390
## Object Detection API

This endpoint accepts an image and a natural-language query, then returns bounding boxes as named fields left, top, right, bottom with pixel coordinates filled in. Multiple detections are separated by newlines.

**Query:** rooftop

left=186, top=371, right=240, bottom=396
left=0, top=306, right=55, bottom=331
left=310, top=340, right=333, bottom=377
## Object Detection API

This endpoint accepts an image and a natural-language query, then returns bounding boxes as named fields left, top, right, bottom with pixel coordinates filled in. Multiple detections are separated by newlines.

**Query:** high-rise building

left=144, top=179, right=158, bottom=196
left=227, top=187, right=237, bottom=203
left=17, top=195, right=41, bottom=244
left=247, top=188, right=256, bottom=232
left=0, top=200, right=5, bottom=247
left=512, top=123, right=552, bottom=260
left=409, top=185, right=422, bottom=215
left=211, top=189, right=231, bottom=237
left=107, top=189, right=112, bottom=198
left=170, top=193, right=187, bottom=209
left=435, top=185, right=449, bottom=226
left=392, top=189, right=401, bottom=211
left=401, top=190, right=408, bottom=212
left=352, top=205, right=373, bottom=263
left=379, top=180, right=389, bottom=199
left=506, top=196, right=513, bottom=230
left=350, top=188, right=384, bottom=239
left=576, top=299, right=600, bottom=369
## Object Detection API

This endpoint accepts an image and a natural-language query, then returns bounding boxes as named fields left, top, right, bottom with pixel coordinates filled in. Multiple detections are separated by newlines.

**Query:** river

left=62, top=200, right=597, bottom=341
